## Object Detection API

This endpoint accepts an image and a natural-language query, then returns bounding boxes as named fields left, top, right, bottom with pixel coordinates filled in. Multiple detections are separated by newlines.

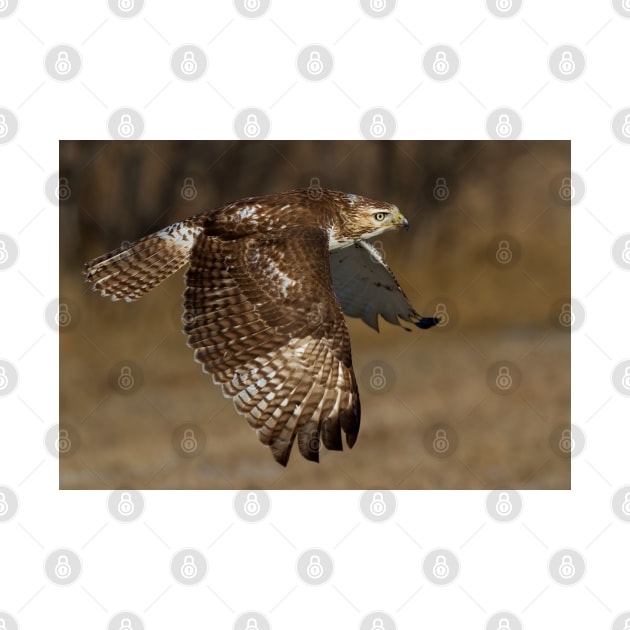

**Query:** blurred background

left=60, top=140, right=570, bottom=490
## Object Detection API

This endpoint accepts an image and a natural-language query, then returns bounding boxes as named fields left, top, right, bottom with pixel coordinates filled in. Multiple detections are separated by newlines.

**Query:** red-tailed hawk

left=84, top=188, right=438, bottom=465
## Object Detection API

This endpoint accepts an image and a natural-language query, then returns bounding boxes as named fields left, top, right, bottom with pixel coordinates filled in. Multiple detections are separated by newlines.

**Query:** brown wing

left=183, top=222, right=360, bottom=466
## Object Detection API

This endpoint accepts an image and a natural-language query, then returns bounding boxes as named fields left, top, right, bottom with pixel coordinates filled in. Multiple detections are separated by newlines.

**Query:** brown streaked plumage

left=84, top=188, right=439, bottom=466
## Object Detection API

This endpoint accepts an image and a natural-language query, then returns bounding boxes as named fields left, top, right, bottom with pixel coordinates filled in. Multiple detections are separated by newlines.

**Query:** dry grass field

left=59, top=140, right=570, bottom=489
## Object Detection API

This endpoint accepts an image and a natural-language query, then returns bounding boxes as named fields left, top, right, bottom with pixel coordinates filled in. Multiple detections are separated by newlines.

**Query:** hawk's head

left=329, top=191, right=409, bottom=249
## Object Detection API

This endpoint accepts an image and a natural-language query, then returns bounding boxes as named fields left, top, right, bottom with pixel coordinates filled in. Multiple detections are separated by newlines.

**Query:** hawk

left=84, top=188, right=438, bottom=466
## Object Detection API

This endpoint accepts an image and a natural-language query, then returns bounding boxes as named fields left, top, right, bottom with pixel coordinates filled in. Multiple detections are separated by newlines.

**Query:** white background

left=0, top=1, right=629, bottom=628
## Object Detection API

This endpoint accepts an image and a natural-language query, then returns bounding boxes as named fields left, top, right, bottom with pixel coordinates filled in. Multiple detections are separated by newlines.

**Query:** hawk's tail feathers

left=84, top=221, right=201, bottom=302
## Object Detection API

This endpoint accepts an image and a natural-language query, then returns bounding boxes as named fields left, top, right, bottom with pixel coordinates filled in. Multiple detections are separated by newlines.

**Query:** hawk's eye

left=374, top=212, right=386, bottom=222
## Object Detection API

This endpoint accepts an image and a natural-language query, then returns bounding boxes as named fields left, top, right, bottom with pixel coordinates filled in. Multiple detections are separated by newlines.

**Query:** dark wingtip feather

left=297, top=423, right=321, bottom=463
left=270, top=440, right=291, bottom=467
left=414, top=316, right=441, bottom=330
left=339, top=401, right=360, bottom=449
left=321, top=417, right=343, bottom=451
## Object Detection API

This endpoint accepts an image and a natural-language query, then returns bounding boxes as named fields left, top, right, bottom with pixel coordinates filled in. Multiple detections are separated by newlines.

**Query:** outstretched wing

left=183, top=223, right=360, bottom=466
left=330, top=241, right=439, bottom=331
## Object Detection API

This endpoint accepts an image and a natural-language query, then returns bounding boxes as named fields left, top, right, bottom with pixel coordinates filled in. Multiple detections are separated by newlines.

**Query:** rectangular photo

left=59, top=140, right=570, bottom=489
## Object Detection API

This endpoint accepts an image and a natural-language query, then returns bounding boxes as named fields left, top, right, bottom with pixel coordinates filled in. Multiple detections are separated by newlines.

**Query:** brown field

left=59, top=140, right=570, bottom=489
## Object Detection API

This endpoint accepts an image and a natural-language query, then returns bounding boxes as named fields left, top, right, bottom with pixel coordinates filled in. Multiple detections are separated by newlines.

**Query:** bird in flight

left=84, top=188, right=439, bottom=466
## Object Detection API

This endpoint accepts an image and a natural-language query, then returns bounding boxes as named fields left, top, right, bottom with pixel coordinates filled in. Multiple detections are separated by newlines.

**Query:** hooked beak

left=397, top=213, right=409, bottom=230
